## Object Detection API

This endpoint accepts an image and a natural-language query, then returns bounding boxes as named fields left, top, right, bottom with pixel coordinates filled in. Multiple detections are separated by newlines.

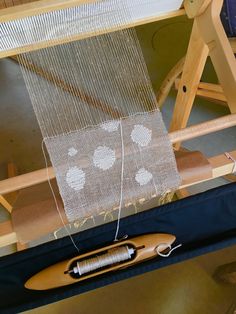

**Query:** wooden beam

left=196, top=0, right=236, bottom=113
left=0, top=220, right=17, bottom=247
left=0, top=114, right=235, bottom=195
left=0, top=9, right=185, bottom=58
left=175, top=188, right=191, bottom=199
left=0, top=162, right=18, bottom=212
left=169, top=113, right=236, bottom=144
left=11, top=56, right=123, bottom=119
left=0, top=195, right=12, bottom=212
left=184, top=0, right=211, bottom=18
left=156, top=57, right=185, bottom=109
left=180, top=150, right=236, bottom=188
left=169, top=21, right=209, bottom=150
left=0, top=167, right=55, bottom=195
left=175, top=79, right=227, bottom=103
left=229, top=38, right=236, bottom=54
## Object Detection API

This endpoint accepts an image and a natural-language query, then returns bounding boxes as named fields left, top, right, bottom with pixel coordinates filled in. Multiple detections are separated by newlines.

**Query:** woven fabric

left=18, top=27, right=181, bottom=223
left=45, top=111, right=180, bottom=222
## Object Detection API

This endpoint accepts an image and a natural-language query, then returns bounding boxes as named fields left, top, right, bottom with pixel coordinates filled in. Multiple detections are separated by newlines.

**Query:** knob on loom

left=25, top=233, right=176, bottom=290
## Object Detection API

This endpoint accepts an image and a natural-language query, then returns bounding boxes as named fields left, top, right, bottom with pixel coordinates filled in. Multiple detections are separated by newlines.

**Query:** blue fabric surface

left=221, top=0, right=236, bottom=37
left=0, top=183, right=236, bottom=313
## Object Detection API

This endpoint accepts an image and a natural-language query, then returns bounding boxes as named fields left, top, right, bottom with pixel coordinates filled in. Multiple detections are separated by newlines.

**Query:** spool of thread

left=72, top=245, right=135, bottom=276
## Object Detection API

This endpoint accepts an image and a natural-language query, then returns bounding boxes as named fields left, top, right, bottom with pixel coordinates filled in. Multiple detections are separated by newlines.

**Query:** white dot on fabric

left=131, top=124, right=152, bottom=147
left=68, top=147, right=78, bottom=157
left=66, top=167, right=85, bottom=191
left=135, top=168, right=153, bottom=186
left=93, top=146, right=116, bottom=170
left=101, top=121, right=120, bottom=132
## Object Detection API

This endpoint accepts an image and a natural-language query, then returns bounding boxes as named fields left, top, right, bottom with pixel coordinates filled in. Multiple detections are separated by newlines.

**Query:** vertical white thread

left=114, top=119, right=125, bottom=241
left=41, top=140, right=80, bottom=253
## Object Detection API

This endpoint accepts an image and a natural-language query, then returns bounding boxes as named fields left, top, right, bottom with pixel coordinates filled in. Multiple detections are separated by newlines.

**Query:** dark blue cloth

left=221, top=0, right=236, bottom=37
left=0, top=183, right=236, bottom=313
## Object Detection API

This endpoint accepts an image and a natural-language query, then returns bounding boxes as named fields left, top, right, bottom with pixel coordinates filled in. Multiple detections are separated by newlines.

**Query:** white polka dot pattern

left=131, top=124, right=152, bottom=147
left=45, top=110, right=180, bottom=222
left=93, top=146, right=116, bottom=170
left=135, top=168, right=153, bottom=186
left=101, top=121, right=120, bottom=132
left=66, top=167, right=85, bottom=191
left=68, top=147, right=78, bottom=157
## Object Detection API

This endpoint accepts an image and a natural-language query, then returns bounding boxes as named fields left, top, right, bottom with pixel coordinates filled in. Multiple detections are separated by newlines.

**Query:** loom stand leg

left=169, top=21, right=208, bottom=150
left=0, top=162, right=18, bottom=213
left=196, top=0, right=236, bottom=114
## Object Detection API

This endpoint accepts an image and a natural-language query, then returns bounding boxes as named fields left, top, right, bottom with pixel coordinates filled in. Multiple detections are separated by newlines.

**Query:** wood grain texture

left=184, top=0, right=211, bottom=18
left=169, top=21, right=209, bottom=150
left=0, top=220, right=17, bottom=247
left=196, top=0, right=236, bottom=114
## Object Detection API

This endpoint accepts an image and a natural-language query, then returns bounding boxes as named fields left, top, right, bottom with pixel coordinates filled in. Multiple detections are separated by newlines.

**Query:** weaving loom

left=0, top=0, right=236, bottom=312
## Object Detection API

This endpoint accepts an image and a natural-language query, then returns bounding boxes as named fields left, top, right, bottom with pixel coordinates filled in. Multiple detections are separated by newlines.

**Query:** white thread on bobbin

left=73, top=245, right=134, bottom=275
left=156, top=243, right=182, bottom=257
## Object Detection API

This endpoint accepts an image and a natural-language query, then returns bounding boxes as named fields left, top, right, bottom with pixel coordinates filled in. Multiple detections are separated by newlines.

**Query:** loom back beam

left=24, top=233, right=176, bottom=290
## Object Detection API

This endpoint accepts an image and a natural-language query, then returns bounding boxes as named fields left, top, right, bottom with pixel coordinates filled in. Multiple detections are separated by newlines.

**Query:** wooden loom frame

left=0, top=0, right=236, bottom=249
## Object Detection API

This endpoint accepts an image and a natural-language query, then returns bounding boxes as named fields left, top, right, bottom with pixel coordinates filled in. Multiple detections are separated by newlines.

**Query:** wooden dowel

left=169, top=113, right=236, bottom=144
left=0, top=114, right=235, bottom=195
left=11, top=56, right=123, bottom=119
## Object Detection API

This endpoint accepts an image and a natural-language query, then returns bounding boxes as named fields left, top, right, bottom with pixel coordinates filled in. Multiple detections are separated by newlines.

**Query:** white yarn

left=156, top=243, right=182, bottom=257
left=41, top=140, right=80, bottom=253
left=114, top=120, right=125, bottom=241
left=73, top=245, right=134, bottom=275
